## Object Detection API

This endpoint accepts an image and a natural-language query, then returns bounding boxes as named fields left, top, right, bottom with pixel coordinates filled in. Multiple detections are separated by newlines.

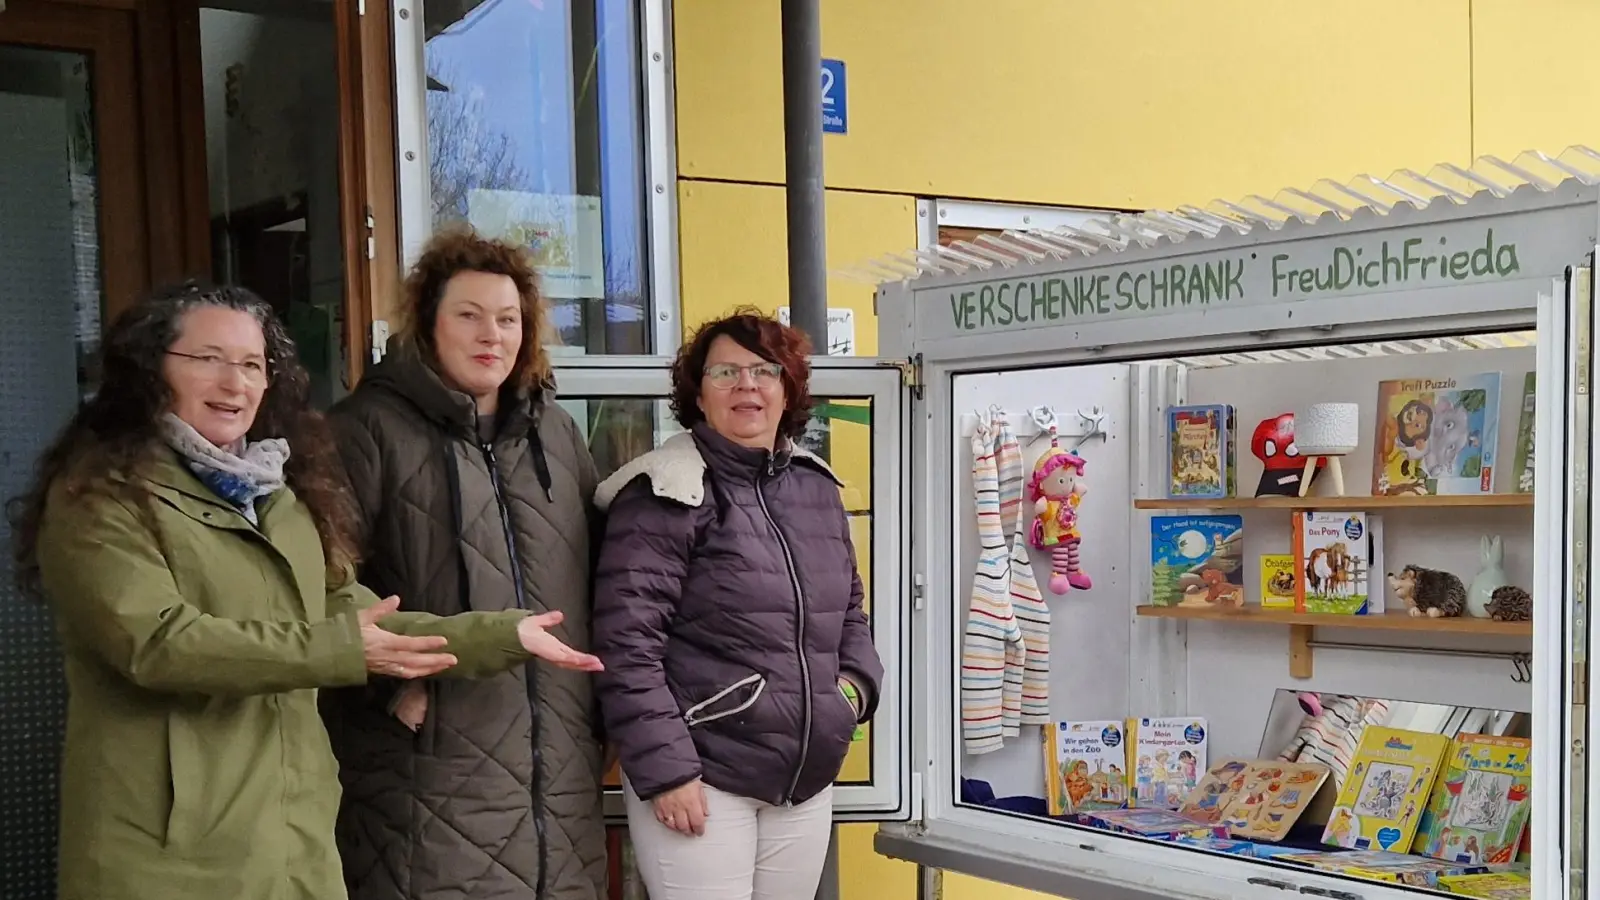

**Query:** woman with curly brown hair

left=591, top=309, right=883, bottom=900
left=8, top=281, right=599, bottom=900
left=321, top=227, right=608, bottom=900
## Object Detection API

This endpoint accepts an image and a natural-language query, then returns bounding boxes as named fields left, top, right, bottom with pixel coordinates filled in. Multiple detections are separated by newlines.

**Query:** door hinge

left=1576, top=660, right=1589, bottom=706
left=897, top=353, right=923, bottom=399
left=371, top=320, right=390, bottom=364
left=364, top=205, right=376, bottom=260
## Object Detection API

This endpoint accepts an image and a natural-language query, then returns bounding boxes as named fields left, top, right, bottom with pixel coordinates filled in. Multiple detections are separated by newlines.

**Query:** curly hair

left=670, top=307, right=814, bottom=439
left=7, top=281, right=361, bottom=597
left=394, top=225, right=554, bottom=392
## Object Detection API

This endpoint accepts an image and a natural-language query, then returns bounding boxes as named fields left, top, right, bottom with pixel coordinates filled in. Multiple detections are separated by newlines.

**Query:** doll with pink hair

left=1028, top=445, right=1091, bottom=593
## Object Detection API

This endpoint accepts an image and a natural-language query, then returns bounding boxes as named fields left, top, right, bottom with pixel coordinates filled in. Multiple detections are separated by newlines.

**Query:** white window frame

left=552, top=356, right=914, bottom=822
left=924, top=199, right=1115, bottom=249
left=392, top=0, right=682, bottom=356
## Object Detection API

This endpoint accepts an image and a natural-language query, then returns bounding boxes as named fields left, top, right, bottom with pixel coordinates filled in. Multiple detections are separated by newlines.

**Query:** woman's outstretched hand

left=517, top=610, right=604, bottom=672
left=360, top=595, right=458, bottom=678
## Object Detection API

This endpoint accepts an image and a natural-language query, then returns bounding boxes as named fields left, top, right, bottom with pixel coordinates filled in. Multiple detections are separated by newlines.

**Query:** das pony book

left=1292, top=511, right=1373, bottom=615
left=1372, top=372, right=1503, bottom=496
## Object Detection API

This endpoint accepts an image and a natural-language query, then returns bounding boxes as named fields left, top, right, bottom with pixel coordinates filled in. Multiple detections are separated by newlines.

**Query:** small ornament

left=1486, top=585, right=1532, bottom=623
left=1027, top=430, right=1091, bottom=595
left=1251, top=413, right=1326, bottom=497
left=1386, top=565, right=1467, bottom=618
left=1466, top=535, right=1506, bottom=618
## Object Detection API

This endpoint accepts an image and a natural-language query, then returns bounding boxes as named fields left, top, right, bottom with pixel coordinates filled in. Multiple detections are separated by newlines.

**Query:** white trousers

left=623, top=779, right=834, bottom=900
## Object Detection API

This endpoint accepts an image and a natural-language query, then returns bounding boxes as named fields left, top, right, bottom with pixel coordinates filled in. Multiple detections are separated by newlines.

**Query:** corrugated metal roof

left=840, top=145, right=1600, bottom=287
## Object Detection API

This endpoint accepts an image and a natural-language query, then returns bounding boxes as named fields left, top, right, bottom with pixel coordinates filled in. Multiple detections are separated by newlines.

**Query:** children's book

left=1259, top=554, right=1297, bottom=610
left=1436, top=871, right=1532, bottom=898
left=1322, top=726, right=1452, bottom=852
left=1176, top=758, right=1330, bottom=841
left=1284, top=849, right=1490, bottom=888
left=1073, top=808, right=1228, bottom=841
left=1509, top=372, right=1535, bottom=494
left=1167, top=404, right=1237, bottom=499
left=1150, top=516, right=1244, bottom=608
left=1127, top=717, right=1207, bottom=811
left=1292, top=511, right=1373, bottom=614
left=1043, top=720, right=1129, bottom=816
left=1413, top=734, right=1533, bottom=866
left=1372, top=372, right=1503, bottom=496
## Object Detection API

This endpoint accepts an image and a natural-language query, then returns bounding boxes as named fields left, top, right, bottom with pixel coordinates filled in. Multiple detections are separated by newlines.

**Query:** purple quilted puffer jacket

left=591, top=423, right=883, bottom=805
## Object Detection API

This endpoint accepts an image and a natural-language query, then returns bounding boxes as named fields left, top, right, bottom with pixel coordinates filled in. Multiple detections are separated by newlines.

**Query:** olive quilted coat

left=321, top=345, right=606, bottom=900
left=34, top=451, right=536, bottom=900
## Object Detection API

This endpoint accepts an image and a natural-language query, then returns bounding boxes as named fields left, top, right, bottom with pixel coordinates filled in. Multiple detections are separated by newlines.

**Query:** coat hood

left=358, top=340, right=541, bottom=441
left=593, top=426, right=843, bottom=512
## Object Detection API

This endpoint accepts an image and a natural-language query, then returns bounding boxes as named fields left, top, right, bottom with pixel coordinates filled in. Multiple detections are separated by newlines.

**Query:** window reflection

left=424, top=0, right=649, bottom=354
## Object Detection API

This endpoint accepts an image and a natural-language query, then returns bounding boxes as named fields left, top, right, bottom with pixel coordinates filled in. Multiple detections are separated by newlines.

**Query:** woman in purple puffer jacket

left=591, top=309, right=883, bottom=900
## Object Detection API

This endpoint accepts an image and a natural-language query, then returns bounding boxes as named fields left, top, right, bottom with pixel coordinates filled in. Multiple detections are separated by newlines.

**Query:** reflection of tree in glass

left=426, top=63, right=529, bottom=224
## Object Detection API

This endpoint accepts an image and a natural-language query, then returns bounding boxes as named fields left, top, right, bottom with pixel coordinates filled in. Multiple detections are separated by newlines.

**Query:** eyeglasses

left=704, top=362, right=782, bottom=389
left=167, top=350, right=269, bottom=387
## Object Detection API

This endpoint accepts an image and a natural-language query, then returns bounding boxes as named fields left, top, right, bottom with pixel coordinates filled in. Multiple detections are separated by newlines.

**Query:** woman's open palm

left=517, top=610, right=604, bottom=672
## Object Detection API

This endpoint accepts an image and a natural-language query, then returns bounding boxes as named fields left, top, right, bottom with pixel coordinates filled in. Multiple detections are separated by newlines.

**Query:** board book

left=1436, top=871, right=1532, bottom=898
left=1413, top=734, right=1532, bottom=866
left=1150, top=515, right=1244, bottom=608
left=1283, top=849, right=1490, bottom=888
left=1322, top=726, right=1452, bottom=852
left=1292, top=511, right=1373, bottom=614
left=1509, top=372, right=1535, bottom=494
left=1176, top=758, right=1330, bottom=841
left=1128, top=717, right=1208, bottom=811
left=1167, top=404, right=1237, bottom=499
left=1073, top=808, right=1227, bottom=841
left=1372, top=371, right=1503, bottom=496
left=1259, top=554, right=1296, bottom=610
left=1043, top=720, right=1129, bottom=816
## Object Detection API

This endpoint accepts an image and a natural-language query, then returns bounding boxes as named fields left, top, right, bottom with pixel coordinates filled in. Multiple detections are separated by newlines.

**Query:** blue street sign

left=821, top=58, right=847, bottom=134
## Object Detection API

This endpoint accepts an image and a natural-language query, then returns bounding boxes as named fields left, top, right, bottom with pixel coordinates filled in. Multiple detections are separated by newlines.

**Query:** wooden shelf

left=1134, top=605, right=1531, bottom=679
left=1133, top=494, right=1534, bottom=511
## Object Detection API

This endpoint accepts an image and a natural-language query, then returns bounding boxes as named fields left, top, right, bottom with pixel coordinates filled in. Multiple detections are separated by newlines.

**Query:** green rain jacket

left=34, top=450, right=536, bottom=900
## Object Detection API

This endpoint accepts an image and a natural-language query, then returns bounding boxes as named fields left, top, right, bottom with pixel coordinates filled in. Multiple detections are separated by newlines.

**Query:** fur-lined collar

left=593, top=432, right=843, bottom=511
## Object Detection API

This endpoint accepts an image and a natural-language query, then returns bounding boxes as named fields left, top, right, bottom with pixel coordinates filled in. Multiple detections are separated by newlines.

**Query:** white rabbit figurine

left=1465, top=534, right=1505, bottom=618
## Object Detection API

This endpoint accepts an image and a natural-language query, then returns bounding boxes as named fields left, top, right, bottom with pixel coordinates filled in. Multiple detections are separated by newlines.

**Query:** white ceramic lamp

left=1294, top=402, right=1360, bottom=497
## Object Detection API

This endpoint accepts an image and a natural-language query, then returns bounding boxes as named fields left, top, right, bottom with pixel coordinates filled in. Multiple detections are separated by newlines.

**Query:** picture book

left=1073, top=808, right=1228, bottom=841
left=1176, top=758, right=1330, bottom=841
left=1259, top=554, right=1296, bottom=610
left=1436, top=871, right=1532, bottom=898
left=1150, top=515, right=1244, bottom=608
left=1044, top=720, right=1129, bottom=816
left=1372, top=371, right=1503, bottom=496
left=1167, top=404, right=1237, bottom=499
left=1509, top=372, right=1535, bottom=494
left=1292, top=511, right=1373, bottom=614
left=1128, top=717, right=1208, bottom=810
left=1322, top=726, right=1452, bottom=852
left=1413, top=734, right=1533, bottom=866
left=1284, top=849, right=1490, bottom=888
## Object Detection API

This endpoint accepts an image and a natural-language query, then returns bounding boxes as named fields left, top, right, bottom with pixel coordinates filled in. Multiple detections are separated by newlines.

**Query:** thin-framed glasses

left=704, top=362, right=782, bottom=389
left=167, top=350, right=269, bottom=387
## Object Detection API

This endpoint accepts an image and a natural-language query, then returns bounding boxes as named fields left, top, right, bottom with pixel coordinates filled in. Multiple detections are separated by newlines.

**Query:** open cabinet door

left=551, top=356, right=914, bottom=822
left=1534, top=261, right=1594, bottom=900
left=332, top=0, right=402, bottom=389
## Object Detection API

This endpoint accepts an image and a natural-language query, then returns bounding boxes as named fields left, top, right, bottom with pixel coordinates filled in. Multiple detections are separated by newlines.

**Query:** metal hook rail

left=1305, top=640, right=1533, bottom=683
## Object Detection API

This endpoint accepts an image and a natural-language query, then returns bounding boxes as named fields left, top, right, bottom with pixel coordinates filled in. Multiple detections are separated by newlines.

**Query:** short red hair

left=670, top=307, right=813, bottom=440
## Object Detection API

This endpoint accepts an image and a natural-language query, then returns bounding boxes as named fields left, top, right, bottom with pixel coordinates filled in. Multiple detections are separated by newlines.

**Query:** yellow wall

left=673, top=3, right=1600, bottom=900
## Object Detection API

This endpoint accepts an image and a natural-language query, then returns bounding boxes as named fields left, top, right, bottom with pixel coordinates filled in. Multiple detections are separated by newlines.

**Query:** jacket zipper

left=754, top=455, right=812, bottom=804
left=481, top=441, right=548, bottom=900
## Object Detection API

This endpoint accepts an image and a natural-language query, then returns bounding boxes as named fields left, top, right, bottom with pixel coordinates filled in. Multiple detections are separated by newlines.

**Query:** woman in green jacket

left=7, top=281, right=602, bottom=900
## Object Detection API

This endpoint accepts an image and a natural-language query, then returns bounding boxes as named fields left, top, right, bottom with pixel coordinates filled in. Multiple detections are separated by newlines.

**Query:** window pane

left=425, top=0, right=650, bottom=354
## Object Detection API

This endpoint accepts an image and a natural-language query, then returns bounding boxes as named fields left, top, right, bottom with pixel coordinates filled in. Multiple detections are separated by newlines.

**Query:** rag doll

left=1028, top=443, right=1091, bottom=594
left=1387, top=564, right=1467, bottom=618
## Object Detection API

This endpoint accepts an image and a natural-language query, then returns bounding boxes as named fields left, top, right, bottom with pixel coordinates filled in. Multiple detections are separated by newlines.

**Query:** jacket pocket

left=682, top=673, right=766, bottom=728
left=164, top=712, right=200, bottom=850
left=163, top=710, right=255, bottom=858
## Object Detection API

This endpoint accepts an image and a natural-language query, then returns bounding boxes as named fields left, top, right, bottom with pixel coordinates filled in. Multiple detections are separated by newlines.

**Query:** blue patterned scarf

left=160, top=413, right=290, bottom=524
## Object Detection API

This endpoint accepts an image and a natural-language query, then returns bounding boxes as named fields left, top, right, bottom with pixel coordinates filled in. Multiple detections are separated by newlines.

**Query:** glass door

left=553, top=356, right=914, bottom=821
left=0, top=3, right=150, bottom=895
left=1535, top=262, right=1593, bottom=899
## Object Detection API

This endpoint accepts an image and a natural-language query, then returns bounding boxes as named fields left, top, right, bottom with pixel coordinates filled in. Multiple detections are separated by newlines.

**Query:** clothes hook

left=1027, top=406, right=1060, bottom=446
left=1509, top=653, right=1532, bottom=684
left=1070, top=405, right=1108, bottom=451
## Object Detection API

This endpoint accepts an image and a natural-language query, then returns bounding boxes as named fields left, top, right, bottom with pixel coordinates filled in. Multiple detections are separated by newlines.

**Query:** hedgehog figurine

left=1387, top=565, right=1467, bottom=618
left=1487, top=585, right=1533, bottom=623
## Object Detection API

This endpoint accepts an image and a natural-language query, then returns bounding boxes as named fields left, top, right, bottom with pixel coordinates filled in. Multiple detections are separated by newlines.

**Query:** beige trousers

left=623, top=779, right=834, bottom=900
